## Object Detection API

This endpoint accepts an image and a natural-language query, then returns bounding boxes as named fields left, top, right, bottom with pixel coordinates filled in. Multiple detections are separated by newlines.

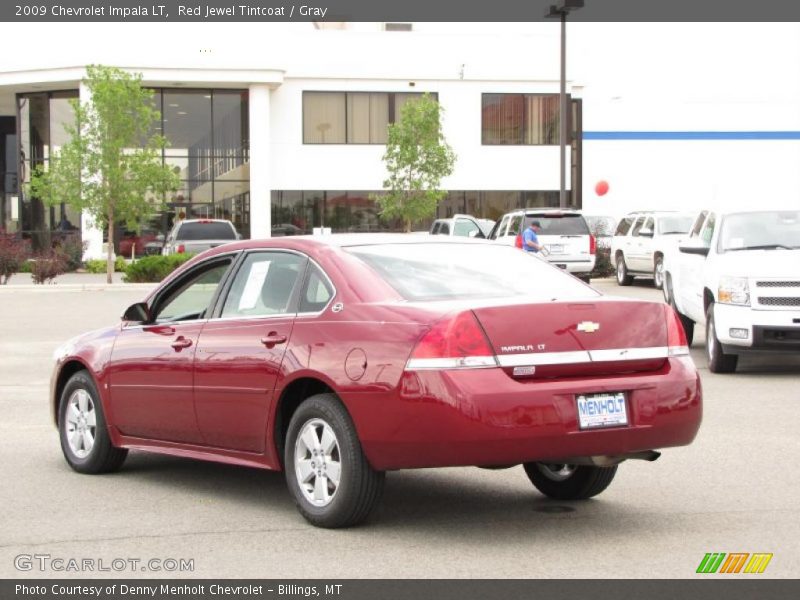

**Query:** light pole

left=545, top=0, right=583, bottom=208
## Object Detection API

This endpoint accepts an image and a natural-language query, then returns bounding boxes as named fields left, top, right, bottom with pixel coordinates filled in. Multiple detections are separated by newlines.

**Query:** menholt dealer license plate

left=576, top=392, right=628, bottom=429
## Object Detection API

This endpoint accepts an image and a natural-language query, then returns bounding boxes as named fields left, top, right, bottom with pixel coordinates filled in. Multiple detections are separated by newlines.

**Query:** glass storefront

left=14, top=91, right=81, bottom=250
left=12, top=88, right=250, bottom=253
left=0, top=117, right=17, bottom=236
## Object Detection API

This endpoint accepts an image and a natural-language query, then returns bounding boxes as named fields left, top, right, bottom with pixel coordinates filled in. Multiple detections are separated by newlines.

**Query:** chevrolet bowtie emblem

left=576, top=321, right=600, bottom=333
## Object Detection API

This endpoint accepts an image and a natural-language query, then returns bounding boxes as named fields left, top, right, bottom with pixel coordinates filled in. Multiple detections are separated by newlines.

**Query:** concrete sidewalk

left=1, top=271, right=156, bottom=291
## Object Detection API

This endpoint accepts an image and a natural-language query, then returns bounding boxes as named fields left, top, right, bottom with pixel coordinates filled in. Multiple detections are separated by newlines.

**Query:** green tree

left=375, top=93, right=456, bottom=232
left=29, top=65, right=178, bottom=283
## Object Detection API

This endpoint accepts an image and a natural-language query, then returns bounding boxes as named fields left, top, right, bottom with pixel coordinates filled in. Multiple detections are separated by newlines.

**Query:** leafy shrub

left=30, top=250, right=68, bottom=284
left=123, top=254, right=193, bottom=283
left=0, top=233, right=30, bottom=284
left=84, top=259, right=106, bottom=274
left=53, top=235, right=86, bottom=272
left=85, top=256, right=129, bottom=274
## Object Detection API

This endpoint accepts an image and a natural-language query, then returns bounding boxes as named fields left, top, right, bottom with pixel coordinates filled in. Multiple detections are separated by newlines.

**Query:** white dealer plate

left=576, top=392, right=628, bottom=429
left=547, top=244, right=565, bottom=254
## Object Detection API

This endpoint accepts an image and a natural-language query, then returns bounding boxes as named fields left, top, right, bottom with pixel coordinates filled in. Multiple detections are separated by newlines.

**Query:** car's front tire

left=615, top=254, right=633, bottom=286
left=285, top=393, right=384, bottom=528
left=59, top=371, right=128, bottom=474
left=524, top=463, right=617, bottom=500
left=706, top=303, right=738, bottom=373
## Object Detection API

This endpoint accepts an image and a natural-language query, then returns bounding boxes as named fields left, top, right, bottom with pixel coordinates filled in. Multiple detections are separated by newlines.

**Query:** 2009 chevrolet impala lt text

left=50, top=236, right=702, bottom=528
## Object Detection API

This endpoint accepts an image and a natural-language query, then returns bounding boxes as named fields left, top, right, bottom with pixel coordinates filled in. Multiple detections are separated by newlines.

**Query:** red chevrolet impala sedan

left=51, top=235, right=701, bottom=527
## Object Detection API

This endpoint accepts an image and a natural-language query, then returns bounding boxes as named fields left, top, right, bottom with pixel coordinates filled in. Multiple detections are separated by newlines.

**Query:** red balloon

left=595, top=180, right=610, bottom=196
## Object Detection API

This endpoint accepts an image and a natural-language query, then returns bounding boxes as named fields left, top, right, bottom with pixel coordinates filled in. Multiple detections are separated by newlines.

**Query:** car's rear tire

left=653, top=255, right=665, bottom=289
left=669, top=293, right=695, bottom=346
left=523, top=463, right=617, bottom=500
left=284, top=393, right=384, bottom=528
left=59, top=371, right=128, bottom=474
left=615, top=255, right=633, bottom=286
left=706, top=303, right=738, bottom=373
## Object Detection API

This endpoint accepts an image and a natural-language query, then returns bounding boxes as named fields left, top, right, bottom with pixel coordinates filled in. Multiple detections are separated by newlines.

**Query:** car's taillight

left=177, top=244, right=185, bottom=254
left=664, top=304, right=689, bottom=356
left=589, top=234, right=597, bottom=255
left=515, top=234, right=523, bottom=249
left=405, top=311, right=498, bottom=370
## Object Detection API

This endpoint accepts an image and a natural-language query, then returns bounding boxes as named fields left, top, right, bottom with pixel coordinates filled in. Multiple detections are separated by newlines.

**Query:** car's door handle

left=171, top=337, right=193, bottom=350
left=261, top=333, right=287, bottom=348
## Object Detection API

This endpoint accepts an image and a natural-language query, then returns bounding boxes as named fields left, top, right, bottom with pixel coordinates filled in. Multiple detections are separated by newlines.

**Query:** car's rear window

left=345, top=243, right=597, bottom=302
left=176, top=222, right=236, bottom=241
left=524, top=214, right=590, bottom=235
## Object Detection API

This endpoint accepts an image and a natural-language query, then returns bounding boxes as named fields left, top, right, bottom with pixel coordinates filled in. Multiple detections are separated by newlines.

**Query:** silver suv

left=487, top=209, right=596, bottom=281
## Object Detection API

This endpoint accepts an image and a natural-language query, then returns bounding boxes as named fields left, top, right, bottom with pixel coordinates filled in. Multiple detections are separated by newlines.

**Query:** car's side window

left=491, top=215, right=510, bottom=239
left=507, top=215, right=524, bottom=236
left=700, top=213, right=716, bottom=247
left=221, top=252, right=306, bottom=318
left=630, top=216, right=646, bottom=236
left=299, top=264, right=334, bottom=313
left=431, top=222, right=440, bottom=234
left=641, top=217, right=655, bottom=234
left=439, top=222, right=450, bottom=235
left=689, top=211, right=708, bottom=239
left=154, top=259, right=233, bottom=323
left=454, top=219, right=480, bottom=237
left=615, top=217, right=634, bottom=236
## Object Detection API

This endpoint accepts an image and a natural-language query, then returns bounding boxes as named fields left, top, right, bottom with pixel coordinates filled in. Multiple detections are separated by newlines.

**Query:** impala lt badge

left=577, top=321, right=600, bottom=333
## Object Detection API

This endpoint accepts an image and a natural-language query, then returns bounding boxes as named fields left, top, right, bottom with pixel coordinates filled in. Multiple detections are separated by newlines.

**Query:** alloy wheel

left=294, top=418, right=342, bottom=507
left=65, top=389, right=97, bottom=459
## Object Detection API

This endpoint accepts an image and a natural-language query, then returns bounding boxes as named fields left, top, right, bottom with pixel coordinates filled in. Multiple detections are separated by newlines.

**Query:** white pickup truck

left=663, top=208, right=800, bottom=373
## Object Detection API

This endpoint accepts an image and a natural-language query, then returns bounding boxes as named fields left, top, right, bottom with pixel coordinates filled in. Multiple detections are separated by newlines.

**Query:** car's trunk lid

left=472, top=299, right=669, bottom=378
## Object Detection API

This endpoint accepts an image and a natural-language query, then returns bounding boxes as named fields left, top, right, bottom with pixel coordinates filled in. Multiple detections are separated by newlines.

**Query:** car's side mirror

left=679, top=245, right=710, bottom=257
left=122, top=302, right=150, bottom=323
left=468, top=230, right=478, bottom=238
left=156, top=234, right=165, bottom=242
left=639, top=228, right=654, bottom=237
left=236, top=233, right=243, bottom=240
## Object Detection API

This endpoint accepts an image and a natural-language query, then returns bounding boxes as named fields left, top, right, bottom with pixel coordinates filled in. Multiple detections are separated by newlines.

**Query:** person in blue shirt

left=522, top=220, right=543, bottom=253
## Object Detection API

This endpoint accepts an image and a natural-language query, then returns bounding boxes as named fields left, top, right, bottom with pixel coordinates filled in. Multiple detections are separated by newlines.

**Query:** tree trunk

left=106, top=206, right=114, bottom=284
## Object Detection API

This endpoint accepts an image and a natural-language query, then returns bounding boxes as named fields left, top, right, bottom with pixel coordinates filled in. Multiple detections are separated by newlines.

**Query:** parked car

left=488, top=209, right=596, bottom=281
left=430, top=214, right=495, bottom=238
left=118, top=228, right=159, bottom=258
left=162, top=219, right=240, bottom=255
left=611, top=212, right=694, bottom=289
left=663, top=208, right=800, bottom=373
left=51, top=235, right=701, bottom=528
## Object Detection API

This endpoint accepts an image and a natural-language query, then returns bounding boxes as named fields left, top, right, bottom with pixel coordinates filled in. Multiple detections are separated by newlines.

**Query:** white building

left=1, top=22, right=798, bottom=258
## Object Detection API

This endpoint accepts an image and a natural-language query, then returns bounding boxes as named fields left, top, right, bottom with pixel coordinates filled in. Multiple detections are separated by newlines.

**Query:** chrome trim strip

left=497, top=351, right=590, bottom=367
left=589, top=346, right=669, bottom=362
left=496, top=346, right=669, bottom=367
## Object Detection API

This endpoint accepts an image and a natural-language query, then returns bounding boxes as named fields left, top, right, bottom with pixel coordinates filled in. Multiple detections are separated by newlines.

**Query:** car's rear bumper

left=546, top=258, right=596, bottom=275
left=345, top=356, right=702, bottom=470
left=714, top=303, right=800, bottom=352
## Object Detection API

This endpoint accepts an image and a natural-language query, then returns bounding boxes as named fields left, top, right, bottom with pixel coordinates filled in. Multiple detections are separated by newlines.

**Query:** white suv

left=663, top=208, right=800, bottom=373
left=487, top=209, right=596, bottom=280
left=611, top=211, right=694, bottom=289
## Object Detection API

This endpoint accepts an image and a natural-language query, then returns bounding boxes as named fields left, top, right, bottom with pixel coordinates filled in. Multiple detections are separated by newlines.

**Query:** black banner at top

left=3, top=0, right=800, bottom=22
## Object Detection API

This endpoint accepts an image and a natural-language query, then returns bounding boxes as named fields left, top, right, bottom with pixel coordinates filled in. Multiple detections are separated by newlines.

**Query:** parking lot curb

left=0, top=283, right=156, bottom=292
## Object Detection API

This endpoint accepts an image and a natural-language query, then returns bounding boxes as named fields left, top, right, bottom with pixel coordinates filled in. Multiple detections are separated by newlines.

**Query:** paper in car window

left=239, top=261, right=271, bottom=310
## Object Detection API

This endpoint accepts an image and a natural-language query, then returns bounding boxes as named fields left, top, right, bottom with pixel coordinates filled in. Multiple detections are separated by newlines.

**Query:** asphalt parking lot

left=0, top=278, right=798, bottom=579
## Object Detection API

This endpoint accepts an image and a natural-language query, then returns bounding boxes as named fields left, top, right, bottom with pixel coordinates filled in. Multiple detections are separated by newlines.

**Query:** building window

left=303, top=92, right=434, bottom=144
left=482, top=93, right=565, bottom=145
